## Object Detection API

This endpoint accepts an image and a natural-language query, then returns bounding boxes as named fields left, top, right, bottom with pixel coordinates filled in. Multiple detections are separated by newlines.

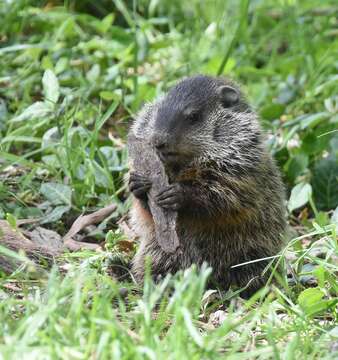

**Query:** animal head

left=133, top=75, right=263, bottom=168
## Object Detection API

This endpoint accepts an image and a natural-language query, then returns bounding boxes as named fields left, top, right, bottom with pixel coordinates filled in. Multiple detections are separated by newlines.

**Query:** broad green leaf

left=10, top=102, right=53, bottom=123
left=99, top=91, right=116, bottom=101
left=93, top=162, right=113, bottom=188
left=298, top=288, right=336, bottom=316
left=41, top=154, right=60, bottom=168
left=40, top=205, right=71, bottom=224
left=260, top=103, right=285, bottom=121
left=298, top=287, right=324, bottom=312
left=100, top=14, right=115, bottom=33
left=276, top=86, right=295, bottom=104
left=86, top=64, right=100, bottom=82
left=18, top=206, right=43, bottom=219
left=41, top=127, right=60, bottom=148
left=288, top=182, right=312, bottom=212
left=315, top=211, right=330, bottom=227
left=68, top=126, right=90, bottom=147
left=330, top=136, right=338, bottom=154
left=40, top=182, right=72, bottom=206
left=55, top=57, right=68, bottom=74
left=42, top=69, right=60, bottom=104
left=75, top=160, right=113, bottom=189
left=299, top=112, right=330, bottom=130
left=324, top=97, right=338, bottom=113
left=312, top=156, right=338, bottom=210
left=41, top=55, right=53, bottom=70
left=99, top=146, right=123, bottom=171
left=203, top=56, right=236, bottom=75
left=284, top=153, right=308, bottom=182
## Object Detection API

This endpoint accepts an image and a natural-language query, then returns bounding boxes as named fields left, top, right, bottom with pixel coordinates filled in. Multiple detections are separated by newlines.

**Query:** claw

left=129, top=172, right=151, bottom=199
left=155, top=183, right=184, bottom=211
left=156, top=184, right=179, bottom=200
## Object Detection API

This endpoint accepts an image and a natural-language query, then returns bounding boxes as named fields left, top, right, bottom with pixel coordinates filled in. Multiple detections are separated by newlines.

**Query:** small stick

left=128, top=134, right=180, bottom=254
left=63, top=203, right=117, bottom=241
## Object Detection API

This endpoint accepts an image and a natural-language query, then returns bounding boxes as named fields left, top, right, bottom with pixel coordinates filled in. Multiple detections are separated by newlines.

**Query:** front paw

left=155, top=183, right=185, bottom=211
left=129, top=172, right=151, bottom=199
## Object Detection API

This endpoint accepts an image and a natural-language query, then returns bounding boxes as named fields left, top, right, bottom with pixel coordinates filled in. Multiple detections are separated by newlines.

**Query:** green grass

left=0, top=0, right=337, bottom=358
left=0, top=227, right=337, bottom=359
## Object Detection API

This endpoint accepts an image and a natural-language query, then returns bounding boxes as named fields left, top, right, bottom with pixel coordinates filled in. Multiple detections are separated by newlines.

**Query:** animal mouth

left=158, top=151, right=179, bottom=162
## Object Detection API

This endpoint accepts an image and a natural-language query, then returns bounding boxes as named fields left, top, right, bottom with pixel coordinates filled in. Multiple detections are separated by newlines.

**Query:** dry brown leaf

left=208, top=310, right=229, bottom=328
left=116, top=240, right=135, bottom=253
left=26, top=226, right=63, bottom=252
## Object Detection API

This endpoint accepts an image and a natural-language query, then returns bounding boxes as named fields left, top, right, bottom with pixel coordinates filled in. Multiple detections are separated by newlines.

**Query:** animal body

left=128, top=75, right=286, bottom=297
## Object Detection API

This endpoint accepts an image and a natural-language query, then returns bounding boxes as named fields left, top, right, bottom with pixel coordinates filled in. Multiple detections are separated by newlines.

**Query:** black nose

left=155, top=141, right=167, bottom=151
left=153, top=135, right=168, bottom=151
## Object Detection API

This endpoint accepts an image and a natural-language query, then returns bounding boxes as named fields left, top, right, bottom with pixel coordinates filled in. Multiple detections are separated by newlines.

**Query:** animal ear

left=217, top=85, right=240, bottom=108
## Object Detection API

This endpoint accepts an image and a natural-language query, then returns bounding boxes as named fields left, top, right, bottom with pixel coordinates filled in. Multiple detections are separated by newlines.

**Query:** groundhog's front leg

left=156, top=178, right=257, bottom=217
left=155, top=183, right=187, bottom=211
left=155, top=182, right=218, bottom=215
left=129, top=172, right=152, bottom=209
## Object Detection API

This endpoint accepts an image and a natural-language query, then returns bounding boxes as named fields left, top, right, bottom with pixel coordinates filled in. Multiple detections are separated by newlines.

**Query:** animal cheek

left=176, top=139, right=194, bottom=152
left=213, top=126, right=222, bottom=142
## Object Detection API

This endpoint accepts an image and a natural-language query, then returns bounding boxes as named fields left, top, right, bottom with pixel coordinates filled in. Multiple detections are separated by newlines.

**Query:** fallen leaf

left=208, top=310, right=228, bottom=328
left=27, top=226, right=63, bottom=252
left=116, top=240, right=135, bottom=253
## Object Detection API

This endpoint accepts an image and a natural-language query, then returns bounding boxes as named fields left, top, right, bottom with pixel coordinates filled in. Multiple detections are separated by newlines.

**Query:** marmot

left=127, top=75, right=286, bottom=297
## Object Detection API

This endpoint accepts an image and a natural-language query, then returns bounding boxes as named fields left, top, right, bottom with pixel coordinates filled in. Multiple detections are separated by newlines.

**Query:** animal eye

left=186, top=112, right=200, bottom=124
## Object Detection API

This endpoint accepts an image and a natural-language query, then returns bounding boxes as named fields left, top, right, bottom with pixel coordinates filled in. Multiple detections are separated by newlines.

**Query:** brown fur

left=128, top=75, right=287, bottom=297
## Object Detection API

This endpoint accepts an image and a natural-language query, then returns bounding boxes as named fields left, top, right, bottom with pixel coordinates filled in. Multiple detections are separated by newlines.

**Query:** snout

left=153, top=137, right=167, bottom=152
left=151, top=134, right=179, bottom=163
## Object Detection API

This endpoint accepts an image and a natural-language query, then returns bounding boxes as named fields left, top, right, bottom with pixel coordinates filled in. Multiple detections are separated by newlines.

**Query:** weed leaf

left=40, top=182, right=72, bottom=206
left=40, top=205, right=71, bottom=224
left=288, top=182, right=312, bottom=212
left=10, top=102, right=52, bottom=123
left=42, top=69, right=60, bottom=104
left=312, top=156, right=338, bottom=210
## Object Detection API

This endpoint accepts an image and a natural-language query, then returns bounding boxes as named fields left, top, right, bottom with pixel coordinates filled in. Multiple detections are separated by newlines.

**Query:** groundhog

left=128, top=75, right=286, bottom=297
